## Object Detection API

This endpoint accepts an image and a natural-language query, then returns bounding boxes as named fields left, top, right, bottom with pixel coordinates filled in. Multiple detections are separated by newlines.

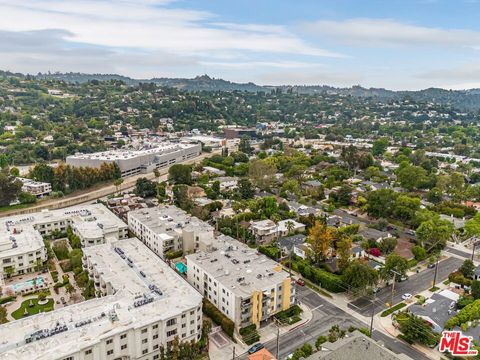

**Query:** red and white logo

left=439, top=331, right=478, bottom=356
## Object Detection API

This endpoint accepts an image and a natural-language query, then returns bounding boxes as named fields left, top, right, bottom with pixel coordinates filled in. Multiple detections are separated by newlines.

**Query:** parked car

left=402, top=293, right=413, bottom=300
left=296, top=279, right=305, bottom=286
left=248, top=343, right=264, bottom=354
left=427, top=263, right=436, bottom=269
left=405, top=229, right=416, bottom=236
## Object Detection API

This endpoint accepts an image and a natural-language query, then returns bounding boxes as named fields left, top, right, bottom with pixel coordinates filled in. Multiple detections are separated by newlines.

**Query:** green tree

left=416, top=217, right=454, bottom=251
left=379, top=237, right=398, bottom=255
left=459, top=259, right=475, bottom=279
left=0, top=306, right=7, bottom=324
left=382, top=254, right=408, bottom=281
left=134, top=177, right=157, bottom=197
left=18, top=191, right=37, bottom=204
left=398, top=314, right=437, bottom=346
left=113, top=178, right=124, bottom=193
left=0, top=168, right=22, bottom=206
left=168, top=164, right=192, bottom=185
left=396, top=164, right=427, bottom=191
left=336, top=236, right=353, bottom=272
left=248, top=159, right=276, bottom=190
left=342, top=261, right=378, bottom=295
left=372, top=138, right=389, bottom=156
left=238, top=178, right=255, bottom=199
left=238, top=136, right=253, bottom=154
left=471, top=281, right=480, bottom=299
left=366, top=189, right=397, bottom=218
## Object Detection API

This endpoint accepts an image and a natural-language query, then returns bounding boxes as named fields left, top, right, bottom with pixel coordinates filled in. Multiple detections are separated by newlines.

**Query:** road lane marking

left=311, top=304, right=324, bottom=311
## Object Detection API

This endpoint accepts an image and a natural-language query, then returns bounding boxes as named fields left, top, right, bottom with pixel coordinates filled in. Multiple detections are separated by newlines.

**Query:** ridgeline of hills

left=3, top=70, right=480, bottom=111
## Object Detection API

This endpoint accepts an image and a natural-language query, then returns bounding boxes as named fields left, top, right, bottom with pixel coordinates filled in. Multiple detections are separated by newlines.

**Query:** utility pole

left=390, top=271, right=397, bottom=308
left=276, top=326, right=280, bottom=359
left=369, top=294, right=376, bottom=335
left=232, top=346, right=235, bottom=360
left=471, top=241, right=480, bottom=261
left=432, top=255, right=440, bottom=287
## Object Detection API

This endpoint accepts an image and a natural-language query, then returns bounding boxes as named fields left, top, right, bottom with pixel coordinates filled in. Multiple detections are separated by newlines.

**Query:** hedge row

left=202, top=299, right=235, bottom=339
left=0, top=295, right=16, bottom=305
left=294, top=260, right=345, bottom=293
left=381, top=302, right=406, bottom=317
left=239, top=324, right=260, bottom=345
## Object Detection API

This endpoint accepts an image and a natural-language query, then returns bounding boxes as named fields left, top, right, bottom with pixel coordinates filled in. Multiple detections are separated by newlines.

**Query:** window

left=63, top=357, right=73, bottom=360
left=181, top=314, right=186, bottom=318
left=120, top=334, right=127, bottom=339
left=153, top=344, right=159, bottom=350
left=190, top=310, right=195, bottom=315
left=153, top=334, right=158, bottom=339
left=167, top=329, right=177, bottom=337
left=154, top=355, right=160, bottom=360
left=190, top=320, right=194, bottom=325
left=182, top=333, right=186, bottom=338
left=107, top=350, right=113, bottom=355
left=166, top=318, right=176, bottom=326
left=141, top=328, right=148, bottom=334
left=85, top=349, right=92, bottom=355
left=142, top=349, right=148, bottom=355
left=106, top=339, right=113, bottom=345
left=121, top=344, right=127, bottom=350
left=142, top=339, right=148, bottom=344
left=153, top=324, right=158, bottom=329
left=182, top=324, right=186, bottom=328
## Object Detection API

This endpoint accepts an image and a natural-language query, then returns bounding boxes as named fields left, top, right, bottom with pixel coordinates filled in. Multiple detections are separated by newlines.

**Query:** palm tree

left=286, top=220, right=295, bottom=236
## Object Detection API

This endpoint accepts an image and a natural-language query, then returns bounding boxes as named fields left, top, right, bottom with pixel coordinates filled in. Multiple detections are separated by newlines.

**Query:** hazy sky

left=1, top=0, right=480, bottom=89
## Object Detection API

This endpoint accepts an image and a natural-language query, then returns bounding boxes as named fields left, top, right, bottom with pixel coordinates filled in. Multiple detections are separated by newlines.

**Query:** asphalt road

left=236, top=286, right=429, bottom=360
left=445, top=246, right=472, bottom=259
left=349, top=256, right=464, bottom=316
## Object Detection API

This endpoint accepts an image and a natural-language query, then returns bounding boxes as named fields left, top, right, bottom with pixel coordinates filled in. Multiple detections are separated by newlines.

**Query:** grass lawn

left=11, top=298, right=54, bottom=320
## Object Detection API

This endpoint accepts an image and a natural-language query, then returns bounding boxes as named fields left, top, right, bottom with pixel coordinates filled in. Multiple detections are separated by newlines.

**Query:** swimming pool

left=176, top=262, right=187, bottom=274
left=11, top=277, right=45, bottom=292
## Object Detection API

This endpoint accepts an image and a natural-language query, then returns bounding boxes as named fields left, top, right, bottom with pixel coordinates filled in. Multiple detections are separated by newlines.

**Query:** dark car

left=248, top=343, right=264, bottom=354
left=427, top=263, right=436, bottom=269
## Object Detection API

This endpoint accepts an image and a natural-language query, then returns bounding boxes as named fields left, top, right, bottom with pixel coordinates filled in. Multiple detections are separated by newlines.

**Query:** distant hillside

left=4, top=70, right=480, bottom=111
left=34, top=72, right=265, bottom=92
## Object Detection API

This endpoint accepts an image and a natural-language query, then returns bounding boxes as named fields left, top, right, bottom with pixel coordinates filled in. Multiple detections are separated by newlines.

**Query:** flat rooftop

left=67, top=143, right=197, bottom=161
left=186, top=235, right=290, bottom=298
left=0, top=204, right=127, bottom=257
left=129, top=205, right=214, bottom=237
left=0, top=238, right=202, bottom=360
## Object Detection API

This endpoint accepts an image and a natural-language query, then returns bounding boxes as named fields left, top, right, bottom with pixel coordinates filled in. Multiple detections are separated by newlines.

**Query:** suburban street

left=445, top=245, right=472, bottom=260
left=349, top=256, right=463, bottom=316
left=236, top=286, right=429, bottom=360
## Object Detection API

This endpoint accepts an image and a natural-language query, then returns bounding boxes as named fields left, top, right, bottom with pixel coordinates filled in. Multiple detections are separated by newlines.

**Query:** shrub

left=166, top=250, right=183, bottom=260
left=239, top=324, right=260, bottom=345
left=369, top=248, right=381, bottom=257
left=0, top=296, right=16, bottom=305
left=411, top=245, right=428, bottom=261
left=202, top=299, right=235, bottom=339
left=445, top=299, right=480, bottom=330
left=294, top=260, right=344, bottom=293
left=449, top=271, right=472, bottom=287
left=315, top=335, right=328, bottom=349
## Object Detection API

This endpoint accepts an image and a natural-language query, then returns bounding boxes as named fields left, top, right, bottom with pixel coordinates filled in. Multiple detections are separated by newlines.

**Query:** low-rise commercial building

left=66, top=142, right=201, bottom=177
left=0, top=204, right=128, bottom=276
left=186, top=235, right=295, bottom=329
left=0, top=238, right=203, bottom=360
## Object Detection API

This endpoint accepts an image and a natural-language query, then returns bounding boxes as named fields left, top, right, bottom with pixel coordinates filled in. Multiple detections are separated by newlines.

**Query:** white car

left=402, top=293, right=413, bottom=300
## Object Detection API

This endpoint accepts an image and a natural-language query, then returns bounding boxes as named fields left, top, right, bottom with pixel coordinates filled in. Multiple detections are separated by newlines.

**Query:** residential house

left=277, top=234, right=307, bottom=255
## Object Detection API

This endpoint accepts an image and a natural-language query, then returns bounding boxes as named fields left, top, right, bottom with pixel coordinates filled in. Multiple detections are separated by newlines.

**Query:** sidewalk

left=208, top=302, right=313, bottom=360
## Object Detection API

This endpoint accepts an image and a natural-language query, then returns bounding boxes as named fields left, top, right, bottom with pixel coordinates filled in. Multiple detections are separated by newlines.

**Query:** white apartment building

left=249, top=219, right=306, bottom=244
left=128, top=206, right=215, bottom=259
left=186, top=235, right=295, bottom=329
left=0, top=204, right=128, bottom=276
left=66, top=142, right=201, bottom=177
left=17, top=177, right=52, bottom=198
left=0, top=238, right=203, bottom=360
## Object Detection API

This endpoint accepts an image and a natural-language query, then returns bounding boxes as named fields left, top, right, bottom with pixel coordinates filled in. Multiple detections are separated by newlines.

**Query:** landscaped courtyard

left=11, top=298, right=54, bottom=320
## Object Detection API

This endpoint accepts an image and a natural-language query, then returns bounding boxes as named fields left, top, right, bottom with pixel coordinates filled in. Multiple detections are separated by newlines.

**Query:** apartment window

left=142, top=349, right=148, bottom=355
left=120, top=334, right=127, bottom=339
left=142, top=339, right=148, bottom=344
left=153, top=324, right=158, bottom=329
left=154, top=355, right=160, bottom=360
left=166, top=318, right=176, bottom=326
left=121, top=344, right=127, bottom=350
left=106, top=339, right=113, bottom=345
left=182, top=324, right=186, bottom=328
left=153, top=344, right=159, bottom=350
left=190, top=320, right=194, bottom=325
left=167, top=329, right=177, bottom=337
left=190, top=311, right=195, bottom=315
left=153, top=334, right=158, bottom=339
left=182, top=333, right=186, bottom=338
left=107, top=350, right=113, bottom=355
left=141, top=328, right=148, bottom=334
left=181, top=314, right=186, bottom=318
left=85, top=349, right=92, bottom=355
left=63, top=357, right=74, bottom=360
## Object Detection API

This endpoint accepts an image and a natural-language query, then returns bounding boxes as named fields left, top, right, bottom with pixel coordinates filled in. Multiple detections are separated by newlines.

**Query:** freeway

left=236, top=286, right=429, bottom=360
left=349, top=256, right=463, bottom=316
